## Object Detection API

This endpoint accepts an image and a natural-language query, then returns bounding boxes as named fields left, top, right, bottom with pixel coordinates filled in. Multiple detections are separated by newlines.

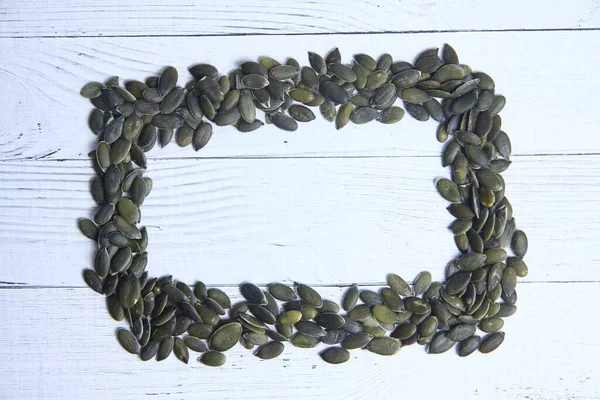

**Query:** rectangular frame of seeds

left=79, top=44, right=528, bottom=367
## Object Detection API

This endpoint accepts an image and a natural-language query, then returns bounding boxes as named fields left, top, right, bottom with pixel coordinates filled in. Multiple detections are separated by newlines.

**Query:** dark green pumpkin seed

left=320, top=347, right=350, bottom=364
left=479, top=331, right=505, bottom=353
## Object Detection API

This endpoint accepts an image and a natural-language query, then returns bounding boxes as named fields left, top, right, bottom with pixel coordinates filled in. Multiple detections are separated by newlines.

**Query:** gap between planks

left=5, top=27, right=600, bottom=40
left=0, top=281, right=597, bottom=290
left=2, top=152, right=600, bottom=163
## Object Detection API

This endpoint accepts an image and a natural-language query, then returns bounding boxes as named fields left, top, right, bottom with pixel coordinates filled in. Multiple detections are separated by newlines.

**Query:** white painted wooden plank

left=1, top=0, right=599, bottom=38
left=1, top=155, right=598, bottom=286
left=0, top=31, right=599, bottom=161
left=0, top=283, right=597, bottom=399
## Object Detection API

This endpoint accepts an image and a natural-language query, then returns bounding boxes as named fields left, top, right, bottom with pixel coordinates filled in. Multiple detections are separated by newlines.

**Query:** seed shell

left=320, top=347, right=350, bottom=364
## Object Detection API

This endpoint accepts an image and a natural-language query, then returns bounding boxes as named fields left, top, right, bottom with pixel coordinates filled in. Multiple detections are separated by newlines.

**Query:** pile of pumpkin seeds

left=79, top=44, right=528, bottom=366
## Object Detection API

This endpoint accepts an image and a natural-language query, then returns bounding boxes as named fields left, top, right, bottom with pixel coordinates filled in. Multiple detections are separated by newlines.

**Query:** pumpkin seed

left=200, top=351, right=226, bottom=367
left=387, top=273, right=413, bottom=296
left=350, top=107, right=379, bottom=124
left=288, top=104, right=316, bottom=122
left=479, top=331, right=505, bottom=353
left=320, top=347, right=350, bottom=364
left=366, top=337, right=401, bottom=356
left=270, top=113, right=298, bottom=132
left=254, top=341, right=284, bottom=359
left=427, top=331, right=455, bottom=354
left=209, top=322, right=243, bottom=352
left=117, top=328, right=140, bottom=354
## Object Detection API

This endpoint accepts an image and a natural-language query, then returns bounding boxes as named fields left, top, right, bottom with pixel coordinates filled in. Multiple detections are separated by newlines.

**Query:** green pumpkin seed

left=387, top=273, right=413, bottom=296
left=118, top=273, right=140, bottom=309
left=152, top=337, right=173, bottom=361
left=82, top=269, right=103, bottom=294
left=295, top=283, right=323, bottom=307
left=400, top=88, right=431, bottom=104
left=479, top=331, right=505, bottom=353
left=335, top=103, right=353, bottom=129
left=254, top=341, right=285, bottom=359
left=507, top=257, right=528, bottom=277
left=241, top=74, right=269, bottom=90
left=435, top=178, right=461, bottom=203
left=200, top=351, right=226, bottom=367
left=371, top=304, right=397, bottom=324
left=243, top=332, right=269, bottom=346
left=391, top=323, right=417, bottom=340
left=188, top=324, right=213, bottom=340
left=94, top=248, right=110, bottom=278
left=78, top=218, right=99, bottom=240
left=379, top=287, right=404, bottom=312
left=415, top=56, right=444, bottom=74
left=80, top=81, right=104, bottom=99
left=158, top=66, right=178, bottom=96
left=266, top=283, right=296, bottom=302
left=377, top=106, right=405, bottom=124
left=427, top=331, right=455, bottom=354
left=354, top=54, right=376, bottom=70
left=341, top=332, right=373, bottom=349
left=511, top=230, right=528, bottom=258
left=117, top=328, right=140, bottom=354
left=446, top=271, right=471, bottom=295
left=489, top=95, right=506, bottom=116
left=288, top=104, right=316, bottom=122
left=404, top=102, right=429, bottom=121
left=497, top=303, right=517, bottom=318
left=209, top=322, right=243, bottom=352
left=139, top=339, right=159, bottom=361
left=320, top=347, right=350, bottom=364
left=321, top=81, right=350, bottom=104
left=405, top=297, right=431, bottom=314
left=365, top=70, right=389, bottom=90
left=451, top=91, right=478, bottom=114
left=329, top=63, right=357, bottom=82
left=160, top=87, right=186, bottom=114
left=479, top=317, right=504, bottom=333
left=196, top=77, right=224, bottom=102
left=189, top=63, right=219, bottom=80
left=391, top=69, right=421, bottom=90
left=317, top=299, right=340, bottom=314
left=214, top=106, right=241, bottom=126
left=306, top=52, right=326, bottom=74
left=152, top=113, right=184, bottom=130
left=350, top=107, right=379, bottom=124
left=455, top=335, right=480, bottom=357
left=270, top=113, right=298, bottom=132
left=417, top=316, right=438, bottom=338
left=171, top=337, right=189, bottom=364
left=413, top=271, right=432, bottom=296
left=366, top=337, right=401, bottom=356
left=474, top=72, right=495, bottom=90
left=314, top=100, right=335, bottom=122
left=292, top=333, right=321, bottom=349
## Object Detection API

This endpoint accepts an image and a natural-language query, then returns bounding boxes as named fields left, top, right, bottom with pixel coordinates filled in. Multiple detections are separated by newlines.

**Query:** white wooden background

left=1, top=1, right=599, bottom=399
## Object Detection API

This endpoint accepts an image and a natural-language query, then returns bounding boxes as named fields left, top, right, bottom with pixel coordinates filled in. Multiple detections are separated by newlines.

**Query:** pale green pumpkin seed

left=366, top=337, right=401, bottom=356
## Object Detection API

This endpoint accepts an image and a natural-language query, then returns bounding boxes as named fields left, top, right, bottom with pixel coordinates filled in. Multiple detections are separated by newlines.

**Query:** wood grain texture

left=0, top=283, right=597, bottom=400
left=0, top=0, right=598, bottom=38
left=1, top=31, right=600, bottom=161
left=1, top=155, right=597, bottom=286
